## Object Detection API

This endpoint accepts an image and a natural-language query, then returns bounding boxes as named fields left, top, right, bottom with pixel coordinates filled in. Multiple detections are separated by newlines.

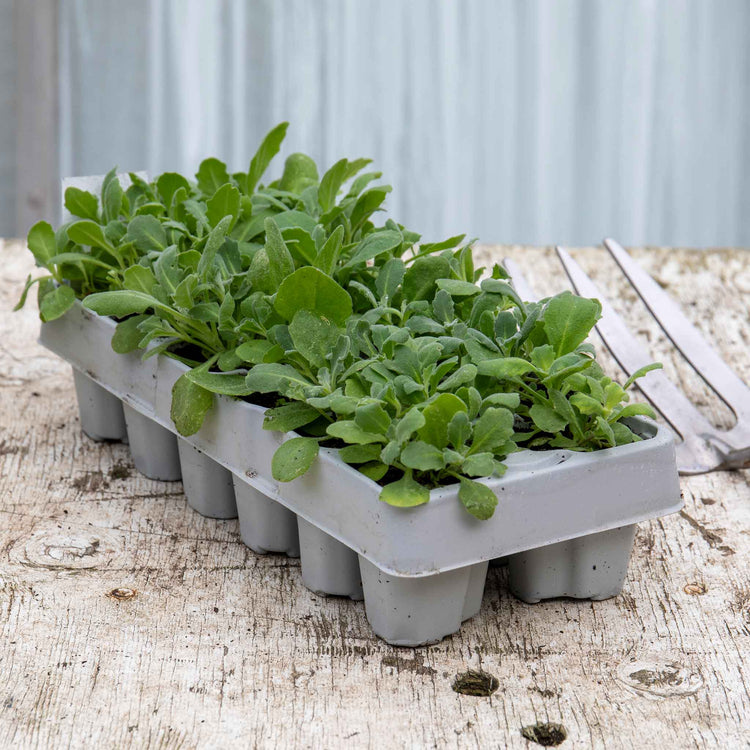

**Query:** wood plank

left=1, top=239, right=748, bottom=748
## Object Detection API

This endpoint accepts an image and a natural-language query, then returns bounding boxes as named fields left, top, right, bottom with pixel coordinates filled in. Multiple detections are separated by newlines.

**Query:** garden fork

left=504, top=241, right=750, bottom=475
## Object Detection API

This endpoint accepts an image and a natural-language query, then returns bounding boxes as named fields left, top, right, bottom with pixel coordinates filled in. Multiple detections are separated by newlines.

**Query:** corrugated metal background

left=4, top=1, right=750, bottom=246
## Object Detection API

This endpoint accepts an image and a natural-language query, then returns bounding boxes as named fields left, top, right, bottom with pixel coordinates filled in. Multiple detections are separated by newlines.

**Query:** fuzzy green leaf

left=263, top=402, right=321, bottom=432
left=272, top=437, right=319, bottom=481
left=470, top=407, right=515, bottom=454
left=171, top=373, right=214, bottom=436
left=196, top=157, right=230, bottom=196
left=124, top=215, right=167, bottom=253
left=544, top=291, right=602, bottom=356
left=400, top=440, right=446, bottom=471
left=528, top=403, right=568, bottom=433
left=418, top=393, right=467, bottom=450
left=39, top=284, right=76, bottom=322
left=380, top=473, right=430, bottom=508
left=458, top=478, right=498, bottom=520
left=27, top=221, right=57, bottom=266
left=64, top=187, right=99, bottom=221
left=326, top=420, right=386, bottom=445
left=111, top=314, right=148, bottom=353
left=247, top=122, right=289, bottom=195
left=275, top=266, right=353, bottom=326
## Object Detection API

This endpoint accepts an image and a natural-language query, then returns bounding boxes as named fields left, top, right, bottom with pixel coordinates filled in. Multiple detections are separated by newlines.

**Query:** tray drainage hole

left=520, top=722, right=567, bottom=746
left=107, top=587, right=137, bottom=601
left=451, top=670, right=499, bottom=696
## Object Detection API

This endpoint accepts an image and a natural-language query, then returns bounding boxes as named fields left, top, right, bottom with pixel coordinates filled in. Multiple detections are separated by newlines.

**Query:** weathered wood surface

left=1, top=239, right=748, bottom=749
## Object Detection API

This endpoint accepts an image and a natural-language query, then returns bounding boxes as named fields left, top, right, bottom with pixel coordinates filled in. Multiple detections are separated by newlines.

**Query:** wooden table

left=1, top=239, right=748, bottom=748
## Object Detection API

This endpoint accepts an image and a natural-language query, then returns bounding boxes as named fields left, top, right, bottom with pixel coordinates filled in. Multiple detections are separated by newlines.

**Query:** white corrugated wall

left=46, top=0, right=750, bottom=246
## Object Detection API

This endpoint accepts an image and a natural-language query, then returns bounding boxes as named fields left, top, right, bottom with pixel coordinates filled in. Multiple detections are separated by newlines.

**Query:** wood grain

left=1, top=239, right=748, bottom=749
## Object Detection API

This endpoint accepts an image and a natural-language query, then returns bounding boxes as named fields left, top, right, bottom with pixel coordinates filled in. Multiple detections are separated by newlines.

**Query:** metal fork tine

left=555, top=246, right=724, bottom=473
left=503, top=258, right=539, bottom=302
left=604, top=238, right=750, bottom=423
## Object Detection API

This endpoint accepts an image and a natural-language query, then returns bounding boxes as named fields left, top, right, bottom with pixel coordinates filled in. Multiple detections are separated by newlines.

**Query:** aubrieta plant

left=17, top=123, right=661, bottom=520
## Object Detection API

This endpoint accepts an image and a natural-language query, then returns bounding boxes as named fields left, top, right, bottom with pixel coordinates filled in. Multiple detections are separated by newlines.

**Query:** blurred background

left=3, top=0, right=750, bottom=246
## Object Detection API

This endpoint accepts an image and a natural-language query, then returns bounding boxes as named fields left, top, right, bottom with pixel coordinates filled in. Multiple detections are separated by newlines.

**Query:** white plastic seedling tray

left=39, top=173, right=683, bottom=645
left=40, top=301, right=682, bottom=646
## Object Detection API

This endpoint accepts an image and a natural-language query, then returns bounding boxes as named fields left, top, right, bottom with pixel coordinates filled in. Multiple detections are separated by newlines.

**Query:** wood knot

left=616, top=659, right=703, bottom=698
left=521, top=722, right=567, bottom=746
left=107, top=587, right=137, bottom=601
left=451, top=670, right=499, bottom=696
left=683, top=581, right=707, bottom=595
left=11, top=528, right=120, bottom=571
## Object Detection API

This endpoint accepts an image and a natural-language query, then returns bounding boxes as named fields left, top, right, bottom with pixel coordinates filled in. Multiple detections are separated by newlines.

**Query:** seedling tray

left=40, top=301, right=682, bottom=645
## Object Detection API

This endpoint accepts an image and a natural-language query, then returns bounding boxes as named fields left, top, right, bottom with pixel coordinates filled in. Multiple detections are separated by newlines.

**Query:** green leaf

left=39, top=284, right=76, bottom=322
left=263, top=402, right=321, bottom=432
left=461, top=452, right=497, bottom=477
left=197, top=216, right=232, bottom=278
left=313, top=225, right=344, bottom=276
left=437, top=364, right=477, bottom=391
left=111, top=314, right=148, bottom=353
left=436, top=279, right=480, bottom=296
left=279, top=152, right=319, bottom=193
left=402, top=255, right=452, bottom=301
left=122, top=265, right=156, bottom=294
left=102, top=173, right=124, bottom=223
left=354, top=402, right=390, bottom=436
left=156, top=172, right=191, bottom=206
left=470, top=407, right=515, bottom=454
left=482, top=392, right=521, bottom=409
left=418, top=393, right=467, bottom=450
left=528, top=403, right=568, bottom=433
left=345, top=230, right=402, bottom=267
left=570, top=392, right=606, bottom=416
left=272, top=437, right=319, bottom=481
left=446, top=410, right=470, bottom=448
left=318, top=158, right=349, bottom=212
left=171, top=373, right=214, bottom=436
left=623, top=362, right=663, bottom=390
left=263, top=218, right=295, bottom=286
left=124, top=215, right=167, bottom=253
left=288, top=309, right=342, bottom=368
left=206, top=183, right=240, bottom=230
left=376, top=257, right=406, bottom=301
left=326, top=421, right=386, bottom=445
left=358, top=462, right=389, bottom=481
left=184, top=369, right=252, bottom=396
left=400, top=441, right=446, bottom=471
left=244, top=363, right=314, bottom=395
left=596, top=416, right=616, bottom=447
left=196, top=157, right=230, bottom=196
left=275, top=266, right=353, bottom=326
left=27, top=221, right=58, bottom=266
left=458, top=478, right=497, bottom=520
left=530, top=344, right=556, bottom=372
left=83, top=290, right=166, bottom=317
left=67, top=220, right=111, bottom=249
left=477, top=357, right=539, bottom=379
left=394, top=408, right=426, bottom=444
left=247, top=122, right=289, bottom=195
left=544, top=291, right=602, bottom=356
left=614, top=403, right=658, bottom=421
left=479, top=278, right=524, bottom=308
left=64, top=187, right=99, bottom=221
left=236, top=339, right=282, bottom=364
left=339, top=444, right=382, bottom=464
left=380, top=473, right=430, bottom=508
